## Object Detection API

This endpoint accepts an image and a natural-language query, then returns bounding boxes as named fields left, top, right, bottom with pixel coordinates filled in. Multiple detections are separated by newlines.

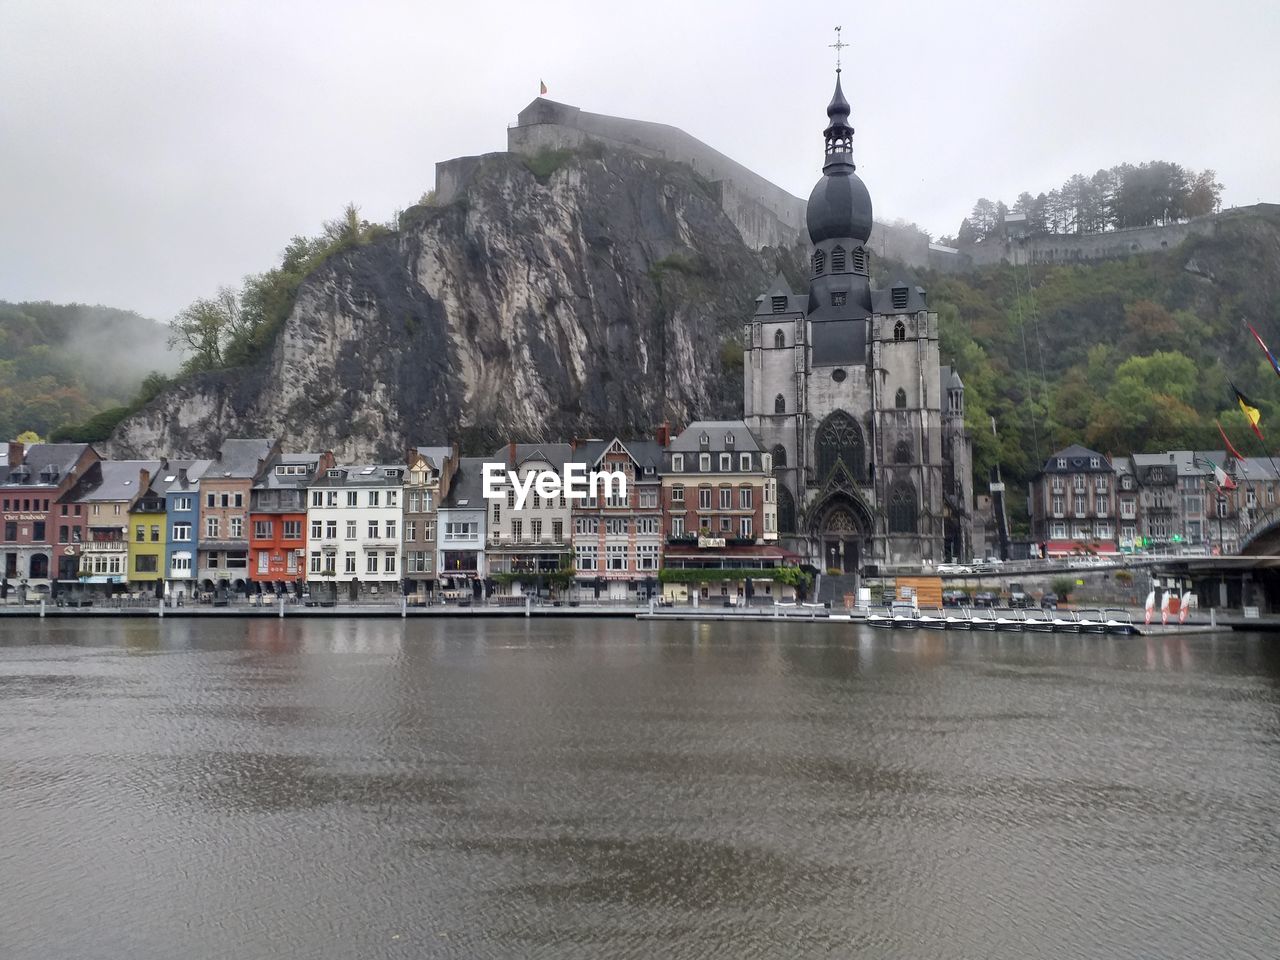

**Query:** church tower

left=744, top=64, right=964, bottom=579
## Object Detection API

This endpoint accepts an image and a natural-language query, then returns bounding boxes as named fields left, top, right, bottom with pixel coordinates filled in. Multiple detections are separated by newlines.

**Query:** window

left=739, top=517, right=752, bottom=539
left=1051, top=521, right=1067, bottom=539
left=815, top=411, right=865, bottom=481
left=888, top=482, right=917, bottom=534
left=387, top=490, right=398, bottom=508
left=219, top=493, right=229, bottom=508
left=719, top=487, right=733, bottom=509
left=423, top=520, right=435, bottom=541
left=671, top=454, right=684, bottom=472
left=552, top=520, right=563, bottom=542
left=151, top=524, right=160, bottom=542
left=699, top=487, right=712, bottom=509
left=506, top=489, right=515, bottom=510
left=59, top=525, right=69, bottom=544
left=326, top=491, right=338, bottom=507
left=740, top=453, right=752, bottom=472
left=283, top=520, right=301, bottom=540
left=1095, top=476, right=1108, bottom=493
left=346, top=491, right=358, bottom=507
left=607, top=544, right=627, bottom=570
left=233, top=493, right=243, bottom=508
left=513, top=519, right=523, bottom=541
left=1090, top=457, right=1100, bottom=469
left=174, top=496, right=192, bottom=511
left=1051, top=496, right=1064, bottom=515
left=405, top=519, right=416, bottom=540
left=310, top=552, right=322, bottom=574
left=257, top=551, right=269, bottom=574
left=831, top=246, right=846, bottom=272
left=639, top=489, right=658, bottom=508
left=230, top=517, right=243, bottom=538
left=638, top=544, right=659, bottom=570
left=366, top=553, right=379, bottom=574
left=719, top=453, right=731, bottom=471
left=774, top=329, right=785, bottom=348
left=1074, top=496, right=1087, bottom=515
left=254, top=520, right=273, bottom=540
left=895, top=440, right=911, bottom=464
left=532, top=519, right=543, bottom=541
left=368, top=520, right=379, bottom=539
left=576, top=544, right=598, bottom=570
left=368, top=491, right=380, bottom=508
left=311, top=519, right=322, bottom=539
left=384, top=552, right=396, bottom=574
left=671, top=485, right=684, bottom=503
left=206, top=517, right=220, bottom=538
left=135, top=555, right=158, bottom=573
left=172, top=554, right=192, bottom=574
left=325, top=520, right=337, bottom=539
left=813, top=249, right=825, bottom=274
left=699, top=453, right=711, bottom=472
left=895, top=388, right=907, bottom=409
left=206, top=493, right=215, bottom=508
left=893, top=320, right=905, bottom=341
left=136, top=525, right=146, bottom=543
left=492, top=501, right=501, bottom=524
left=637, top=518, right=659, bottom=536
left=575, top=517, right=598, bottom=535
left=286, top=551, right=298, bottom=574
left=311, top=491, right=323, bottom=507
left=720, top=516, right=732, bottom=532
left=671, top=518, right=685, bottom=538
left=739, top=486, right=753, bottom=510
left=774, top=394, right=786, bottom=414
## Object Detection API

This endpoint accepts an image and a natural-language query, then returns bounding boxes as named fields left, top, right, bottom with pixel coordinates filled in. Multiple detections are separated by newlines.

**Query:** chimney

left=656, top=421, right=671, bottom=448
left=139, top=467, right=151, bottom=492
left=508, top=440, right=516, bottom=467
left=7, top=441, right=24, bottom=469
left=178, top=467, right=189, bottom=484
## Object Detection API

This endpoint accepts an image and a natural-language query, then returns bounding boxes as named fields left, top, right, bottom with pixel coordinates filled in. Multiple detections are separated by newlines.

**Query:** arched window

left=774, top=329, right=785, bottom=349
left=778, top=484, right=797, bottom=534
left=895, top=388, right=907, bottom=409
left=893, top=320, right=906, bottom=341
left=888, top=482, right=917, bottom=534
left=771, top=444, right=787, bottom=468
left=815, top=411, right=865, bottom=482
left=813, top=249, right=825, bottom=275
left=894, top=439, right=911, bottom=463
left=831, top=245, right=846, bottom=272
left=774, top=394, right=786, bottom=414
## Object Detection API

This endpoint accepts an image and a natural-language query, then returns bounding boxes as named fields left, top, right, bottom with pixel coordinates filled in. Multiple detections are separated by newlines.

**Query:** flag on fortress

left=539, top=80, right=547, bottom=95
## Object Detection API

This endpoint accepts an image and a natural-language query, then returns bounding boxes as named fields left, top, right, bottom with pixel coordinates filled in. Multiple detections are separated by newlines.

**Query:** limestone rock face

left=108, top=150, right=781, bottom=459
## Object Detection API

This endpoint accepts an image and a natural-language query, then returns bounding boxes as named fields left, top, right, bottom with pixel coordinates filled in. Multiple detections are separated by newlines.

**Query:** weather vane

left=830, top=25, right=848, bottom=72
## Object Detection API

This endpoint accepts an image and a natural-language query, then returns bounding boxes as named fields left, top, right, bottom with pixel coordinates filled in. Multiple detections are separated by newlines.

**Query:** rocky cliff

left=108, top=148, right=789, bottom=459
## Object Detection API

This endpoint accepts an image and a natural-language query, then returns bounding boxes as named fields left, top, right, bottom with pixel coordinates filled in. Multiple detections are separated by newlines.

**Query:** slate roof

left=73, top=460, right=162, bottom=504
left=207, top=438, right=277, bottom=480
left=439, top=458, right=490, bottom=510
left=0, top=443, right=92, bottom=488
left=256, top=452, right=324, bottom=490
left=310, top=464, right=406, bottom=488
left=668, top=421, right=762, bottom=453
left=1040, top=445, right=1112, bottom=474
left=489, top=443, right=577, bottom=470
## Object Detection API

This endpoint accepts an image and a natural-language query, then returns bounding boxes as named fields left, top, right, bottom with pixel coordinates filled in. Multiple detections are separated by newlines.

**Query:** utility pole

left=990, top=416, right=1011, bottom=561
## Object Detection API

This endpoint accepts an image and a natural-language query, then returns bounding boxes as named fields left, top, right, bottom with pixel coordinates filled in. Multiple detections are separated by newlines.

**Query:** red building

left=248, top=451, right=332, bottom=590
left=2, top=441, right=99, bottom=596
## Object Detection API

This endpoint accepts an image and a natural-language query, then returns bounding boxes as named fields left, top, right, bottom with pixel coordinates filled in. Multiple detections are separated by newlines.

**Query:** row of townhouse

left=3, top=422, right=797, bottom=603
left=1028, top=444, right=1280, bottom=557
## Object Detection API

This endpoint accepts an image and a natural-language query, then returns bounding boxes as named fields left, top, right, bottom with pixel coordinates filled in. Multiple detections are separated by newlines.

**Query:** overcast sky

left=2, top=0, right=1277, bottom=321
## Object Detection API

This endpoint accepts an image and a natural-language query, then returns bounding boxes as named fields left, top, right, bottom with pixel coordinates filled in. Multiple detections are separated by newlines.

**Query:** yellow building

left=127, top=479, right=167, bottom=593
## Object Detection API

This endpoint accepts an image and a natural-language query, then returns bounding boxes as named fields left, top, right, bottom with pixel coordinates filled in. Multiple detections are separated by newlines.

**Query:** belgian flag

left=1231, top=381, right=1265, bottom=442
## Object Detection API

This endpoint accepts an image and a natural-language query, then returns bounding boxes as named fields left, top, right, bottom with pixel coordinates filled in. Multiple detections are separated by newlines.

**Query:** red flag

left=1247, top=322, right=1280, bottom=378
left=1217, top=420, right=1246, bottom=462
left=539, top=80, right=548, bottom=95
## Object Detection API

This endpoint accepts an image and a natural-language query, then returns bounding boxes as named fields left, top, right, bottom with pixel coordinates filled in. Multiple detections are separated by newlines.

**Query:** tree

left=1185, top=169, right=1223, bottom=217
left=167, top=286, right=244, bottom=374
left=969, top=198, right=998, bottom=237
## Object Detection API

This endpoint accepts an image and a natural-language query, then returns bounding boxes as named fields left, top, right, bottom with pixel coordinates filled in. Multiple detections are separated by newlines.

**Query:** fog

left=1, top=0, right=1276, bottom=321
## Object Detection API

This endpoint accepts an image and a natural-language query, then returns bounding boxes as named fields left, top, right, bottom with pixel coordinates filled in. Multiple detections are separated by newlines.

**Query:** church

left=743, top=70, right=975, bottom=576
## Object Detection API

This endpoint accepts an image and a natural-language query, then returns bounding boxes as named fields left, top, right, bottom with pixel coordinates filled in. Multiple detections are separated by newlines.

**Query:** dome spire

left=823, top=28, right=855, bottom=170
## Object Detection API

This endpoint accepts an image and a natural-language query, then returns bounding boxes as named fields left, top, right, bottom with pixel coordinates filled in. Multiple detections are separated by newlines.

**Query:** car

left=942, top=589, right=970, bottom=606
left=1040, top=592, right=1059, bottom=609
left=973, top=591, right=998, bottom=607
left=938, top=563, right=972, bottom=576
left=1009, top=590, right=1030, bottom=608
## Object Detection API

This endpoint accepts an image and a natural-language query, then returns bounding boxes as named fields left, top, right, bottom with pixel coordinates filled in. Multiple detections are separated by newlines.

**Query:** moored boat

left=866, top=606, right=895, bottom=628
left=969, top=607, right=999, bottom=631
left=1022, top=607, right=1056, bottom=632
left=890, top=600, right=923, bottom=629
left=994, top=607, right=1026, bottom=631
left=1076, top=608, right=1107, bottom=634
left=1051, top=609, right=1081, bottom=633
left=916, top=607, right=948, bottom=630
left=944, top=607, right=972, bottom=630
left=1103, top=608, right=1136, bottom=634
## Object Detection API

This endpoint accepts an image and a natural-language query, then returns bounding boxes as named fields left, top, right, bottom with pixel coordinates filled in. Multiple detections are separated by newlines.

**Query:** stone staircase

left=815, top=573, right=860, bottom=609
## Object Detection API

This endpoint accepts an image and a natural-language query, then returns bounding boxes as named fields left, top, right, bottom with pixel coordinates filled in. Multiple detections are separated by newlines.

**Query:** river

left=2, top=618, right=1278, bottom=959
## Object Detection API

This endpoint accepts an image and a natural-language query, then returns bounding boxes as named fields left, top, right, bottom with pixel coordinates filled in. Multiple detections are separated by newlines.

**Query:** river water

left=1, top=618, right=1277, bottom=959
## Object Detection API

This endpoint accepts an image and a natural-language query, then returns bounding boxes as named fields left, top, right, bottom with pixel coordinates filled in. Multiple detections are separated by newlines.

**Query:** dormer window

left=892, top=286, right=909, bottom=310
left=327, top=469, right=342, bottom=478
left=1089, top=457, right=1100, bottom=468
left=725, top=433, right=735, bottom=447
left=831, top=246, right=846, bottom=272
left=771, top=296, right=787, bottom=313
left=699, top=433, right=710, bottom=448
left=893, top=320, right=905, bottom=342
left=813, top=249, right=826, bottom=275
left=1056, top=458, right=1066, bottom=469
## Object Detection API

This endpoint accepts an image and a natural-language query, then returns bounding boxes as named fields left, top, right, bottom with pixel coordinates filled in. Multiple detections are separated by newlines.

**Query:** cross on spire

left=829, top=25, right=848, bottom=72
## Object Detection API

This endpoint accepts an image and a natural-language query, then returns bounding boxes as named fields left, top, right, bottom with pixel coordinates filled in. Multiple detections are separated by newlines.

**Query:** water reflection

left=1, top=619, right=1278, bottom=960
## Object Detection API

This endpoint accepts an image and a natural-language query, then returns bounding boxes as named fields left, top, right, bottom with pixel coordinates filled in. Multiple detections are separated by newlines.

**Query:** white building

left=305, top=463, right=404, bottom=598
left=485, top=443, right=575, bottom=598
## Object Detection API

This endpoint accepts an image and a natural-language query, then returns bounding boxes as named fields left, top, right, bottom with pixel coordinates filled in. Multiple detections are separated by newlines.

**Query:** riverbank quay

left=0, top=599, right=1272, bottom=633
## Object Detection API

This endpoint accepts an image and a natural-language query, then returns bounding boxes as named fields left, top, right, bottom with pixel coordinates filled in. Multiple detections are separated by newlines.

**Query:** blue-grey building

left=161, top=459, right=211, bottom=600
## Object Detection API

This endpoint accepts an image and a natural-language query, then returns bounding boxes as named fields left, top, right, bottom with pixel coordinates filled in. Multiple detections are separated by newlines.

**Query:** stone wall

left=967, top=218, right=1209, bottom=267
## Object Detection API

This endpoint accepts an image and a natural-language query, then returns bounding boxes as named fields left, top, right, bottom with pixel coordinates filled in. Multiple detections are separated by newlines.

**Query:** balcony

left=83, top=540, right=128, bottom=552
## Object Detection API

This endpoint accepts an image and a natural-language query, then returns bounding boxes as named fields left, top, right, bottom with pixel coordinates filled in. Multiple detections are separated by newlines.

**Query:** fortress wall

left=967, top=219, right=1209, bottom=267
